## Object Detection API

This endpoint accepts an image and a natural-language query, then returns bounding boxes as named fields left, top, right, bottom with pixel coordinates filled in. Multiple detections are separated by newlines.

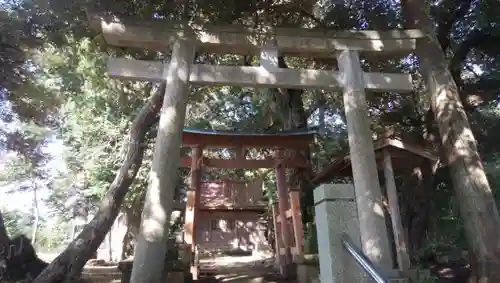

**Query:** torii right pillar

left=275, top=149, right=294, bottom=277
left=337, top=50, right=393, bottom=268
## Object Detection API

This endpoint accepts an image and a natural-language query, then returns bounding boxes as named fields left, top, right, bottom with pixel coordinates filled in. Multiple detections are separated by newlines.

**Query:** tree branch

left=447, top=27, right=500, bottom=107
left=433, top=0, right=473, bottom=51
left=449, top=28, right=499, bottom=84
left=33, top=83, right=166, bottom=283
left=305, top=91, right=326, bottom=118
left=459, top=79, right=500, bottom=107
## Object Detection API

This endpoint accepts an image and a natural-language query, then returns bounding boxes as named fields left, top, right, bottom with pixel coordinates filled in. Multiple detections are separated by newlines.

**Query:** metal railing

left=340, top=234, right=390, bottom=283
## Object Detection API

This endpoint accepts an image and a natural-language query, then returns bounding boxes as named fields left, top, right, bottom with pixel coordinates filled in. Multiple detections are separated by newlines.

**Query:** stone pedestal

left=314, top=184, right=366, bottom=283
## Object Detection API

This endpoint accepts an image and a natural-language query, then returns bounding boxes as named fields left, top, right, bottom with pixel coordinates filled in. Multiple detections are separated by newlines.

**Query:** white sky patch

left=462, top=63, right=484, bottom=79
left=471, top=64, right=484, bottom=75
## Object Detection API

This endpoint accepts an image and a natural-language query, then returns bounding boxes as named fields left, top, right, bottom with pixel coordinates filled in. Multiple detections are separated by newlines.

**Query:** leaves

left=1, top=209, right=35, bottom=237
left=0, top=0, right=499, bottom=273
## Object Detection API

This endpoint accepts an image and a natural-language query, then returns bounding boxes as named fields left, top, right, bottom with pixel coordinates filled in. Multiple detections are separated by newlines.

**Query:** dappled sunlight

left=259, top=47, right=279, bottom=72
left=363, top=239, right=383, bottom=263
left=140, top=170, right=167, bottom=241
left=337, top=48, right=396, bottom=267
left=82, top=9, right=436, bottom=281
left=200, top=180, right=265, bottom=208
left=196, top=211, right=269, bottom=254
left=201, top=181, right=230, bottom=207
left=106, top=58, right=414, bottom=93
left=433, top=80, right=491, bottom=197
left=91, top=11, right=421, bottom=98
left=97, top=212, right=128, bottom=262
left=8, top=2, right=498, bottom=283
left=87, top=11, right=425, bottom=57
left=106, top=58, right=164, bottom=82
left=372, top=202, right=385, bottom=217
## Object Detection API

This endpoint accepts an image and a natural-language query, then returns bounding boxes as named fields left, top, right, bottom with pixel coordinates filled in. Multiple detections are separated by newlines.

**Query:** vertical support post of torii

left=275, top=149, right=293, bottom=277
left=271, top=201, right=283, bottom=271
left=130, top=39, right=196, bottom=283
left=382, top=148, right=411, bottom=271
left=260, top=42, right=293, bottom=277
left=289, top=188, right=304, bottom=259
left=235, top=147, right=245, bottom=203
left=337, top=50, right=393, bottom=268
left=184, top=146, right=203, bottom=279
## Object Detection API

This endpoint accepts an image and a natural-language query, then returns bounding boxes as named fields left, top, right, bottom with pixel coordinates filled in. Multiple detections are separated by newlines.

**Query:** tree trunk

left=317, top=91, right=326, bottom=136
left=0, top=210, right=10, bottom=280
left=108, top=232, right=113, bottom=262
left=121, top=223, right=135, bottom=260
left=401, top=1, right=500, bottom=281
left=32, top=83, right=166, bottom=283
left=122, top=201, right=142, bottom=259
left=0, top=210, right=9, bottom=249
left=32, top=183, right=39, bottom=245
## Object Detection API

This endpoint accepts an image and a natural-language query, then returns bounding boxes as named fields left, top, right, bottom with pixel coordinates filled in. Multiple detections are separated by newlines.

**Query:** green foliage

left=0, top=208, right=70, bottom=250
left=37, top=36, right=152, bottom=214
left=2, top=209, right=34, bottom=237
left=34, top=219, right=72, bottom=251
left=426, top=181, right=468, bottom=251
left=411, top=271, right=440, bottom=283
left=0, top=0, right=499, bottom=272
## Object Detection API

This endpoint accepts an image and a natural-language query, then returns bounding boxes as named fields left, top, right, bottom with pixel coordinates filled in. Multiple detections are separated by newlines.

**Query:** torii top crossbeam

left=86, top=11, right=424, bottom=93
left=86, top=12, right=425, bottom=57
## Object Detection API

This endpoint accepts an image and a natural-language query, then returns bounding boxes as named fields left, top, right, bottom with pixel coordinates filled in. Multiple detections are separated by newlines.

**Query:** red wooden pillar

left=184, top=146, right=203, bottom=279
left=271, top=202, right=283, bottom=272
left=289, top=189, right=304, bottom=259
left=275, top=149, right=293, bottom=278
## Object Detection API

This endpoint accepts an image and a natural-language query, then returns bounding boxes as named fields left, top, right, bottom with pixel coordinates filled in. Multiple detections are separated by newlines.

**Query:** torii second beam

left=107, top=58, right=414, bottom=92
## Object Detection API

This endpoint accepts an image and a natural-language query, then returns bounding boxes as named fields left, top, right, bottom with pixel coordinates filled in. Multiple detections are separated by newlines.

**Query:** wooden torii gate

left=86, top=11, right=424, bottom=283
left=179, top=128, right=315, bottom=279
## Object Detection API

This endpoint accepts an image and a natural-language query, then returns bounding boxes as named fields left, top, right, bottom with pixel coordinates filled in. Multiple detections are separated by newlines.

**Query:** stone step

left=83, top=266, right=120, bottom=274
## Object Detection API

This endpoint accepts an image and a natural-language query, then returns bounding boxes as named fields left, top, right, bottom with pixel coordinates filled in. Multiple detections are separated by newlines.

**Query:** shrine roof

left=312, top=138, right=439, bottom=184
left=182, top=128, right=316, bottom=149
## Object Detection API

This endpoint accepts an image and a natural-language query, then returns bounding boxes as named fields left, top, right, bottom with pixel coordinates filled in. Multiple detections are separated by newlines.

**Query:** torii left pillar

left=130, top=39, right=196, bottom=283
left=185, top=146, right=203, bottom=279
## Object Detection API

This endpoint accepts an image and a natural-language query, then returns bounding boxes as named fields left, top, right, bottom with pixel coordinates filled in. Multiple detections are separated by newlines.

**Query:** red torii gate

left=179, top=128, right=315, bottom=278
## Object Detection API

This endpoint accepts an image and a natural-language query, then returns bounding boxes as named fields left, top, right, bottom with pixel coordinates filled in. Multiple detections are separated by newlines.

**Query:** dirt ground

left=198, top=255, right=286, bottom=283
left=38, top=252, right=283, bottom=283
